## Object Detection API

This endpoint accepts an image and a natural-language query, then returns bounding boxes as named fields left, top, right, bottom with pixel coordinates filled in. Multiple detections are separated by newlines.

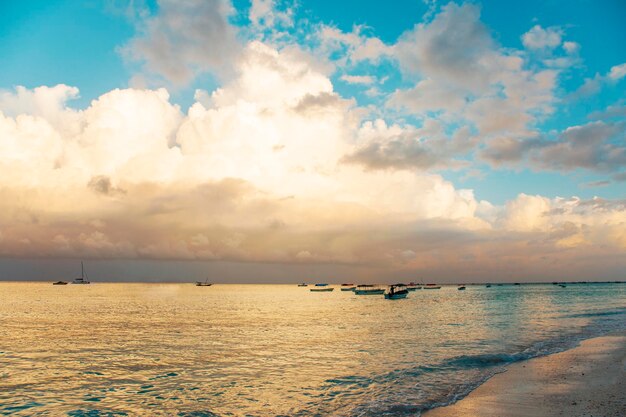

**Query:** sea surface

left=0, top=282, right=625, bottom=416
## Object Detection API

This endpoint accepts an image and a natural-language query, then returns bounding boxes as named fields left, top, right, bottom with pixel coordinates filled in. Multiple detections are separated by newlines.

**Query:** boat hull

left=310, top=288, right=334, bottom=292
left=384, top=292, right=408, bottom=299
left=340, top=287, right=355, bottom=291
left=354, top=289, right=385, bottom=295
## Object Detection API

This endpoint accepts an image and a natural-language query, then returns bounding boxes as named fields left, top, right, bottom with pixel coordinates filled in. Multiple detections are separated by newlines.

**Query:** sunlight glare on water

left=0, top=282, right=624, bottom=416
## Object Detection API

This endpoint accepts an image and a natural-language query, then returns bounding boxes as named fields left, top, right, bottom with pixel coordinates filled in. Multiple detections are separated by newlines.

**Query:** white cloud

left=123, top=0, right=241, bottom=85
left=562, top=41, right=580, bottom=54
left=315, top=24, right=391, bottom=67
left=521, top=25, right=562, bottom=50
left=340, top=75, right=376, bottom=85
left=389, top=3, right=558, bottom=161
left=0, top=42, right=495, bottom=267
left=569, top=63, right=626, bottom=100
left=608, top=63, right=626, bottom=81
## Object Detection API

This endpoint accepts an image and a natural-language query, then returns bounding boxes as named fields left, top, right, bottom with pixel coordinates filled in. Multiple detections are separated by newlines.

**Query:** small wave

left=563, top=309, right=626, bottom=319
left=447, top=352, right=526, bottom=368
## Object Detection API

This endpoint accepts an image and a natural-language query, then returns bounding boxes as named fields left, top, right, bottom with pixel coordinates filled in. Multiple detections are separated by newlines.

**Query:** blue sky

left=0, top=0, right=625, bottom=281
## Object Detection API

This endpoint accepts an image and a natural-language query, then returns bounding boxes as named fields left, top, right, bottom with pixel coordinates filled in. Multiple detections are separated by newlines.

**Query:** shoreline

left=423, top=332, right=626, bottom=417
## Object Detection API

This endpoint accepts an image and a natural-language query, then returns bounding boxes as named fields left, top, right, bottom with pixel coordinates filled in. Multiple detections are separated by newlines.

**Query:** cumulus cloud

left=480, top=120, right=626, bottom=175
left=521, top=25, right=563, bottom=50
left=389, top=2, right=557, bottom=148
left=569, top=62, right=626, bottom=100
left=340, top=75, right=376, bottom=85
left=249, top=0, right=294, bottom=30
left=315, top=24, right=392, bottom=68
left=608, top=63, right=626, bottom=81
left=343, top=119, right=475, bottom=171
left=123, top=0, right=241, bottom=85
left=530, top=121, right=626, bottom=173
left=394, top=3, right=496, bottom=94
left=0, top=42, right=495, bottom=269
left=1, top=5, right=625, bottom=280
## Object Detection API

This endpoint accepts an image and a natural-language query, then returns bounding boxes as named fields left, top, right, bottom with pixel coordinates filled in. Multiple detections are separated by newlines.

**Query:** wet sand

left=424, top=333, right=626, bottom=417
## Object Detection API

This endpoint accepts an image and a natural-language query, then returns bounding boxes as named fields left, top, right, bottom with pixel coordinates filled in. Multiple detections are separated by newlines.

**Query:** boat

left=52, top=281, right=68, bottom=285
left=423, top=284, right=441, bottom=290
left=485, top=284, right=492, bottom=288
left=384, top=285, right=408, bottom=299
left=340, top=283, right=356, bottom=291
left=297, top=283, right=308, bottom=287
left=559, top=284, right=567, bottom=288
left=72, top=262, right=90, bottom=284
left=310, top=287, right=334, bottom=292
left=407, top=282, right=422, bottom=291
left=458, top=285, right=466, bottom=290
left=195, top=278, right=212, bottom=287
left=314, top=283, right=329, bottom=287
left=354, top=285, right=385, bottom=295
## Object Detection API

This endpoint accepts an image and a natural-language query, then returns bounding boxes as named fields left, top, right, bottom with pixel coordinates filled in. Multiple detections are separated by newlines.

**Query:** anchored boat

left=384, top=285, right=409, bottom=299
left=310, top=283, right=333, bottom=291
left=340, top=283, right=356, bottom=291
left=423, top=283, right=441, bottom=290
left=354, top=285, right=385, bottom=295
left=72, top=262, right=90, bottom=284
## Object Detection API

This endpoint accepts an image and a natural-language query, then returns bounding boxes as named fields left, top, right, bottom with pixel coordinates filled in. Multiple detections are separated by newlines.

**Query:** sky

left=0, top=0, right=625, bottom=283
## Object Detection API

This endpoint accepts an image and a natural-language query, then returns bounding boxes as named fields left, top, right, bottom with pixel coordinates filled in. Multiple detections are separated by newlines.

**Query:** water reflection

left=0, top=283, right=624, bottom=415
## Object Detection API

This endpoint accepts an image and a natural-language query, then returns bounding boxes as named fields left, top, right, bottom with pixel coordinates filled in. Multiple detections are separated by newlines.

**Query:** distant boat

left=354, top=285, right=385, bottom=295
left=340, top=283, right=356, bottom=291
left=195, top=278, right=212, bottom=287
left=297, top=283, right=308, bottom=287
left=514, top=283, right=521, bottom=286
left=384, top=285, right=408, bottom=299
left=458, top=285, right=466, bottom=290
left=485, top=284, right=492, bottom=288
left=72, top=262, right=90, bottom=284
left=424, top=284, right=441, bottom=290
left=314, top=283, right=329, bottom=287
left=559, top=284, right=567, bottom=288
left=52, top=281, right=67, bottom=285
left=310, top=287, right=334, bottom=292
left=407, top=282, right=422, bottom=291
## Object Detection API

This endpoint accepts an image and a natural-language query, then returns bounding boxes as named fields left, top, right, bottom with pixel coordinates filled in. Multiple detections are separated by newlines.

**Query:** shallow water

left=0, top=282, right=624, bottom=416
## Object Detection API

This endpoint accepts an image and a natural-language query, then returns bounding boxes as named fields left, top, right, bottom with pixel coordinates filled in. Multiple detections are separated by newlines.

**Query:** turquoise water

left=0, top=282, right=624, bottom=416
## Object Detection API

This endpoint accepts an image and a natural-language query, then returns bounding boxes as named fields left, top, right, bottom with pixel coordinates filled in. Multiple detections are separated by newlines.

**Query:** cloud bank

left=1, top=1, right=625, bottom=281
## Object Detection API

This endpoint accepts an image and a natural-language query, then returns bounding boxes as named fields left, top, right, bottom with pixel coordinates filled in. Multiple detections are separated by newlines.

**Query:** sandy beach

left=424, top=333, right=626, bottom=417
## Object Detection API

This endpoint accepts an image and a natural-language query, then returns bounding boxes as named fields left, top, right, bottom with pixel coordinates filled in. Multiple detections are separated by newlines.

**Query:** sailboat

left=195, top=278, right=212, bottom=287
left=72, top=261, right=90, bottom=284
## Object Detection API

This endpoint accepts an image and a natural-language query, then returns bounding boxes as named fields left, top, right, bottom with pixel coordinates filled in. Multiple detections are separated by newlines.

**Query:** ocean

left=0, top=282, right=624, bottom=416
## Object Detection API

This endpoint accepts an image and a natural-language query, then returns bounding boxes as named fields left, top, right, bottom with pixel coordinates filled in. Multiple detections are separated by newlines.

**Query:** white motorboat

left=384, top=285, right=409, bottom=299
left=354, top=285, right=385, bottom=295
